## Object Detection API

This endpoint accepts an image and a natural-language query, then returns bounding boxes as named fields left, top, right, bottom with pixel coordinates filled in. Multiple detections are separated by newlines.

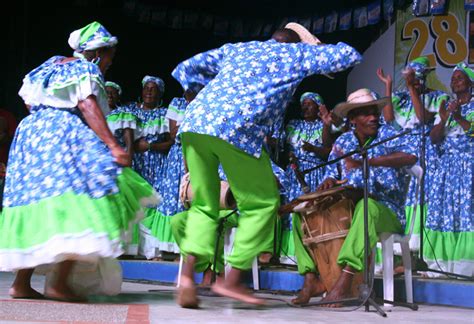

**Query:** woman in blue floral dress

left=106, top=82, right=145, bottom=255
left=280, top=92, right=332, bottom=265
left=427, top=63, right=474, bottom=277
left=141, top=86, right=203, bottom=257
left=377, top=57, right=449, bottom=250
left=131, top=76, right=174, bottom=259
left=0, top=22, right=159, bottom=301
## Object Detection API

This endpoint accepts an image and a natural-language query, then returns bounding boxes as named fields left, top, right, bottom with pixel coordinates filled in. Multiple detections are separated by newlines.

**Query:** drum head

left=297, top=186, right=348, bottom=202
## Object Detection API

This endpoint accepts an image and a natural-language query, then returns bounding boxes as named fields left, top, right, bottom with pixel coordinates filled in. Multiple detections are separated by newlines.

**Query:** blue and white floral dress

left=391, top=89, right=449, bottom=249
left=140, top=97, right=187, bottom=257
left=129, top=103, right=170, bottom=259
left=106, top=105, right=142, bottom=255
left=280, top=118, right=327, bottom=265
left=425, top=100, right=474, bottom=277
left=0, top=56, right=159, bottom=271
left=107, top=105, right=140, bottom=150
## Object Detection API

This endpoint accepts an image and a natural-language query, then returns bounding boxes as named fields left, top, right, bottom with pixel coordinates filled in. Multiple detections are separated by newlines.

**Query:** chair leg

left=401, top=241, right=414, bottom=303
left=252, top=257, right=260, bottom=291
left=177, top=255, right=183, bottom=287
left=382, top=236, right=394, bottom=306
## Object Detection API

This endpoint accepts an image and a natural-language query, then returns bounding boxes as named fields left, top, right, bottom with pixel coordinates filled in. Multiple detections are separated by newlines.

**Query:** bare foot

left=177, top=275, right=199, bottom=308
left=199, top=268, right=214, bottom=287
left=320, top=268, right=354, bottom=308
left=258, top=253, right=272, bottom=264
left=211, top=281, right=265, bottom=306
left=44, top=286, right=86, bottom=303
left=291, top=272, right=326, bottom=305
left=9, top=286, right=44, bottom=299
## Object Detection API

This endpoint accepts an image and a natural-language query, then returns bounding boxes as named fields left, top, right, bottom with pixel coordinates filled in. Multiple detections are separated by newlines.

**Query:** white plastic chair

left=177, top=226, right=260, bottom=290
left=377, top=164, right=422, bottom=305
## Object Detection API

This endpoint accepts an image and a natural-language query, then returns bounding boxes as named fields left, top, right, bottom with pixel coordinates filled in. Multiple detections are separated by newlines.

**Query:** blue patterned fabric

left=428, top=101, right=474, bottom=232
left=391, top=89, right=449, bottom=207
left=106, top=105, right=139, bottom=149
left=172, top=40, right=362, bottom=158
left=130, top=104, right=169, bottom=192
left=325, top=125, right=410, bottom=226
left=285, top=119, right=326, bottom=201
left=166, top=97, right=187, bottom=125
left=158, top=100, right=189, bottom=217
left=18, top=56, right=108, bottom=113
left=3, top=106, right=120, bottom=207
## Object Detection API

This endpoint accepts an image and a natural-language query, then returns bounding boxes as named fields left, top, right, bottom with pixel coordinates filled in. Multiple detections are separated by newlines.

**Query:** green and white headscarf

left=105, top=81, right=122, bottom=96
left=453, top=62, right=474, bottom=82
left=68, top=21, right=118, bottom=53
left=406, top=56, right=432, bottom=80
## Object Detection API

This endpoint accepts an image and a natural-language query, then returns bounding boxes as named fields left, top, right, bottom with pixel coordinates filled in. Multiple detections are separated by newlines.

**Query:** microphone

left=289, top=152, right=310, bottom=194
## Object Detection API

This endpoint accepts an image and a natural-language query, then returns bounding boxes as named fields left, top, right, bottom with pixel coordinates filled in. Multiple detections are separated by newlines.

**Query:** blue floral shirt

left=325, top=125, right=411, bottom=226
left=172, top=39, right=362, bottom=157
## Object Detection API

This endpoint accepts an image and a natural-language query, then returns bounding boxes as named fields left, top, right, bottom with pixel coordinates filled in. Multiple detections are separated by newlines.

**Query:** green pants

left=293, top=198, right=402, bottom=273
left=170, top=209, right=238, bottom=273
left=180, top=133, right=280, bottom=270
left=292, top=213, right=317, bottom=275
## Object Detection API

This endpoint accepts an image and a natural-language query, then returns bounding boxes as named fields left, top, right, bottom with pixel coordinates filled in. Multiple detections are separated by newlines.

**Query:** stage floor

left=0, top=271, right=473, bottom=323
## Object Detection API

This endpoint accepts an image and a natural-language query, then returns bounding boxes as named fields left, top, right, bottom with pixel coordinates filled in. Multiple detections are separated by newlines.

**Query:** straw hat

left=285, top=22, right=322, bottom=45
left=333, top=88, right=389, bottom=118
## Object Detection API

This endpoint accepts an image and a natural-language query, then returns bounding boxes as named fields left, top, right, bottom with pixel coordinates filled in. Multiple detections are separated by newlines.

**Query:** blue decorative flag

left=312, top=16, right=324, bottom=34
left=354, top=7, right=368, bottom=28
left=201, top=14, right=214, bottom=30
left=324, top=11, right=338, bottom=33
left=430, top=0, right=447, bottom=14
left=339, top=10, right=352, bottom=31
left=466, top=0, right=474, bottom=10
left=230, top=18, right=244, bottom=38
left=300, top=17, right=312, bottom=31
left=368, top=1, right=382, bottom=25
left=261, top=23, right=274, bottom=38
left=413, top=0, right=430, bottom=16
left=213, top=16, right=229, bottom=36
left=383, top=0, right=394, bottom=21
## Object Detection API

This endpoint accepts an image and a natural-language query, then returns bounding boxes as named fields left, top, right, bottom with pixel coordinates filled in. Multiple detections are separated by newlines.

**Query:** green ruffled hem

left=423, top=229, right=474, bottom=262
left=140, top=209, right=179, bottom=253
left=0, top=167, right=157, bottom=250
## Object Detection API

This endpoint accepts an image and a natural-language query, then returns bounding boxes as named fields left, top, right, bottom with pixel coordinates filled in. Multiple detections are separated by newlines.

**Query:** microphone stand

left=299, top=129, right=417, bottom=316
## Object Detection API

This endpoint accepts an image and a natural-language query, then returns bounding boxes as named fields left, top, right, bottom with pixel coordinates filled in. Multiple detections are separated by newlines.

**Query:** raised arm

left=301, top=42, right=362, bottom=76
left=376, top=68, right=395, bottom=122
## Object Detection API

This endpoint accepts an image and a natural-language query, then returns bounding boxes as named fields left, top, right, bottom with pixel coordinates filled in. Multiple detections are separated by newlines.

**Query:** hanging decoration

left=120, top=0, right=460, bottom=39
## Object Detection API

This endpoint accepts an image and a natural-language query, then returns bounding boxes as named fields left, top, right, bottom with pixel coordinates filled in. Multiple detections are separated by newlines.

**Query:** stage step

left=120, top=260, right=474, bottom=309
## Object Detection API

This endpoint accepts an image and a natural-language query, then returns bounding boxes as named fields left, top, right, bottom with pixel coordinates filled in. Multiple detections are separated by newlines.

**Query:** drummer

left=314, top=88, right=417, bottom=306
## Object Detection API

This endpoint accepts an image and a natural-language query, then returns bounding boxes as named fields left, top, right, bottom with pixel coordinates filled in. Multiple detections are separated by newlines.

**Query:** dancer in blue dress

left=280, top=92, right=332, bottom=267
left=428, top=63, right=474, bottom=277
left=377, top=57, right=449, bottom=250
left=140, top=86, right=203, bottom=258
left=0, top=22, right=159, bottom=302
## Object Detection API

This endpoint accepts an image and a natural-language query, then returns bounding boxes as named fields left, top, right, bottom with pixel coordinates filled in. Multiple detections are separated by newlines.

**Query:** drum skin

left=179, top=173, right=236, bottom=210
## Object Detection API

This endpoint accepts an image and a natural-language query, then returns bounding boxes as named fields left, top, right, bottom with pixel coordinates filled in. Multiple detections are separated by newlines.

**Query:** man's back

left=173, top=39, right=362, bottom=158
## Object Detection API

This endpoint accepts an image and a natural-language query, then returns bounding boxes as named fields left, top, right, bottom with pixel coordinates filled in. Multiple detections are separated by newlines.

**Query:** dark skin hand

left=134, top=133, right=173, bottom=154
